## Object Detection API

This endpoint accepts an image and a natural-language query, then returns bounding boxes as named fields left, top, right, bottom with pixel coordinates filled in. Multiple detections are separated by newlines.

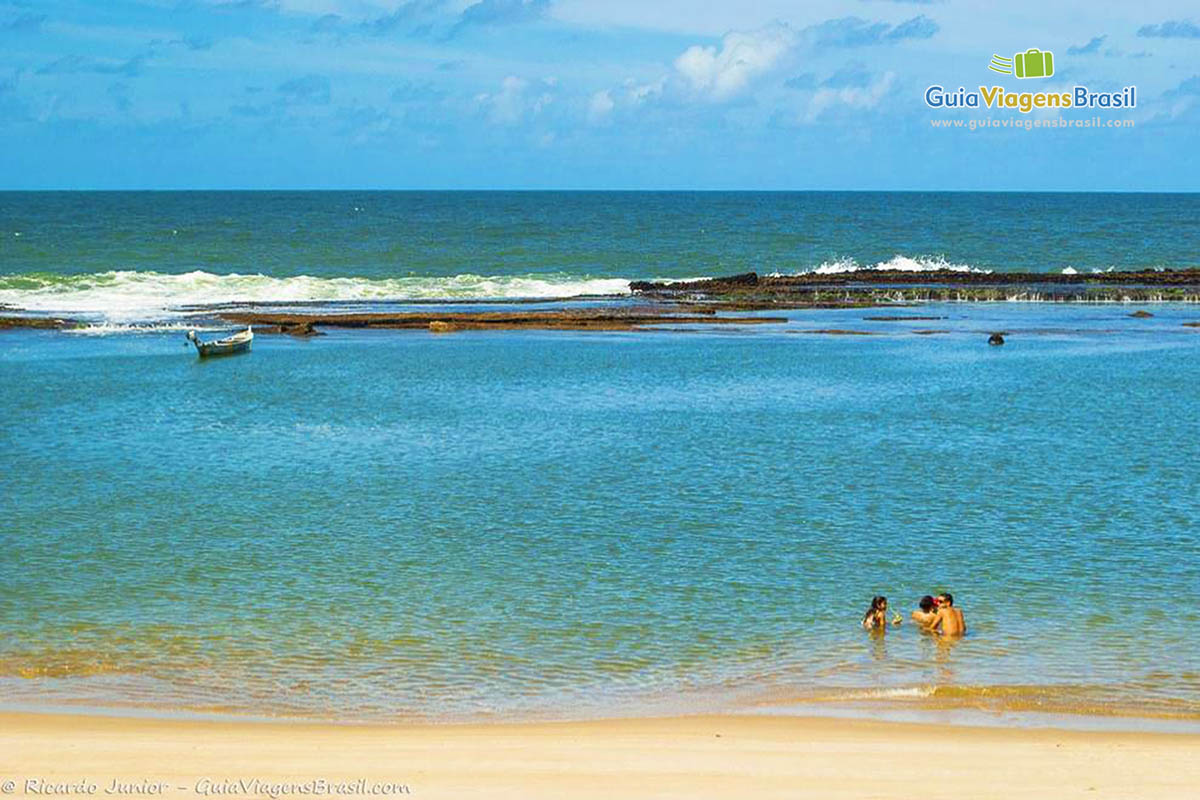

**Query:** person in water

left=926, top=592, right=966, bottom=636
left=862, top=596, right=902, bottom=630
left=911, top=595, right=938, bottom=627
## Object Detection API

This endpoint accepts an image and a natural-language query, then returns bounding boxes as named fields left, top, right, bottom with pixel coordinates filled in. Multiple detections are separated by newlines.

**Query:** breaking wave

left=0, top=270, right=633, bottom=322
left=769, top=255, right=990, bottom=277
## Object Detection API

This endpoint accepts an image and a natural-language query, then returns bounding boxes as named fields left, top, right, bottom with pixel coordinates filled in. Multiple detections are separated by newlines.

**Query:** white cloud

left=625, top=78, right=665, bottom=105
left=587, top=89, right=614, bottom=122
left=476, top=75, right=554, bottom=125
left=581, top=78, right=662, bottom=120
left=673, top=23, right=796, bottom=101
left=805, top=70, right=894, bottom=121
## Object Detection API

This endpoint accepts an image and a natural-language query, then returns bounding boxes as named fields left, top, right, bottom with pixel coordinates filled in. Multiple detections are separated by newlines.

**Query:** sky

left=0, top=0, right=1197, bottom=189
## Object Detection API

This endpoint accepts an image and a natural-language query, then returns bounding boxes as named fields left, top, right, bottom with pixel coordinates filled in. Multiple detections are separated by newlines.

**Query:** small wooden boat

left=186, top=326, right=253, bottom=357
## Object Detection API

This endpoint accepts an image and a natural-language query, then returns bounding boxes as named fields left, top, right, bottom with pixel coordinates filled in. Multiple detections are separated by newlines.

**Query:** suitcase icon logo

left=988, top=49, right=1055, bottom=79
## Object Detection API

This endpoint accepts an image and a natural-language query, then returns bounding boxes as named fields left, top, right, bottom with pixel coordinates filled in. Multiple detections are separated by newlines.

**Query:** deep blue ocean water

left=2, top=192, right=1198, bottom=324
left=1, top=193, right=1198, bottom=724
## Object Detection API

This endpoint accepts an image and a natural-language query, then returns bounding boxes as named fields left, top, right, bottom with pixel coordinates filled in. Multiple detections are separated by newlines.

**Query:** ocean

left=2, top=191, right=1198, bottom=322
left=1, top=192, right=1198, bottom=726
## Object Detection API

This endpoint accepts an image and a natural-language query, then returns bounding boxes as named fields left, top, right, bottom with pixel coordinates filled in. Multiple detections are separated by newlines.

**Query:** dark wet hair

left=918, top=595, right=935, bottom=612
left=938, top=593, right=954, bottom=607
left=863, top=595, right=887, bottom=623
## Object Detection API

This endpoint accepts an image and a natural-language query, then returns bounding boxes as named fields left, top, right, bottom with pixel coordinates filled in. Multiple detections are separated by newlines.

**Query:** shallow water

left=3, top=303, right=1199, bottom=723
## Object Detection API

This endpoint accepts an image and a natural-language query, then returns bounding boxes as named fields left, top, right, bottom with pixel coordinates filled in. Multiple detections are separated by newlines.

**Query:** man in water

left=927, top=593, right=966, bottom=636
left=911, top=595, right=938, bottom=627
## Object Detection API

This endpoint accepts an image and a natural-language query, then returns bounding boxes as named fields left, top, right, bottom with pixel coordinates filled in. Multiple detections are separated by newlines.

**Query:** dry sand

left=5, top=710, right=1200, bottom=799
left=2, top=711, right=1197, bottom=800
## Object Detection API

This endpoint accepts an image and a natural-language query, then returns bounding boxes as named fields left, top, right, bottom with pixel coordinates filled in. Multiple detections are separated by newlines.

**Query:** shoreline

left=3, top=709, right=1198, bottom=799
left=5, top=677, right=1199, bottom=735
left=1, top=706, right=1196, bottom=737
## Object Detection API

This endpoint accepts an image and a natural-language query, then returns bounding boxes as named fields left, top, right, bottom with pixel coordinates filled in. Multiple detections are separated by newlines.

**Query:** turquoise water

left=3, top=305, right=1200, bottom=721
left=1, top=192, right=1199, bottom=723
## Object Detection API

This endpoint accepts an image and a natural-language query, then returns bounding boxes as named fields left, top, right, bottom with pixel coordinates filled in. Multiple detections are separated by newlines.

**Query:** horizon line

left=1, top=188, right=1197, bottom=194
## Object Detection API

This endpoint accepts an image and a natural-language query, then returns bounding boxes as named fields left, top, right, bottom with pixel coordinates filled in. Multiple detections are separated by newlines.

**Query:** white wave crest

left=767, top=255, right=989, bottom=278
left=809, top=257, right=861, bottom=275
left=813, top=255, right=988, bottom=275
left=61, top=322, right=214, bottom=336
left=824, top=686, right=936, bottom=701
left=0, top=270, right=632, bottom=322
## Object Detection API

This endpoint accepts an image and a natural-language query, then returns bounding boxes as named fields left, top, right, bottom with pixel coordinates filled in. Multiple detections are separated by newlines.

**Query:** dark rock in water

left=988, top=333, right=1005, bottom=346
left=630, top=272, right=759, bottom=293
left=0, top=316, right=76, bottom=330
left=282, top=321, right=323, bottom=337
left=219, top=309, right=784, bottom=333
left=789, top=329, right=879, bottom=336
left=1129, top=310, right=1154, bottom=318
left=628, top=269, right=1200, bottom=306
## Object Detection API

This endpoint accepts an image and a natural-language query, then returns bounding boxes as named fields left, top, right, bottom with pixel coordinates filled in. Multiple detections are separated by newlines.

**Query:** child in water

left=911, top=595, right=938, bottom=627
left=862, top=596, right=902, bottom=630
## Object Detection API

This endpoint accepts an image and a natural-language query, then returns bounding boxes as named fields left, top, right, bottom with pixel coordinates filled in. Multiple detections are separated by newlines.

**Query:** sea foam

left=765, top=255, right=989, bottom=278
left=0, top=270, right=632, bottom=323
left=811, top=255, right=988, bottom=275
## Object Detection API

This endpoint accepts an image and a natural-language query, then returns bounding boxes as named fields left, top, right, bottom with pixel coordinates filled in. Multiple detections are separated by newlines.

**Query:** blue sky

left=1, top=1, right=1197, bottom=189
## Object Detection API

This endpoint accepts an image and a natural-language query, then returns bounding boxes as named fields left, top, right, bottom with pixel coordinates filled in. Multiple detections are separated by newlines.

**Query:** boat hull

left=188, top=327, right=253, bottom=358
left=195, top=339, right=252, bottom=357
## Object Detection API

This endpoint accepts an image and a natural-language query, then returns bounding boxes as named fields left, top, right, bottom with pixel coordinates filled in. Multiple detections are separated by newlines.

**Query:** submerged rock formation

left=282, top=321, right=323, bottom=337
left=631, top=269, right=1200, bottom=306
left=218, top=309, right=787, bottom=333
left=0, top=316, right=77, bottom=330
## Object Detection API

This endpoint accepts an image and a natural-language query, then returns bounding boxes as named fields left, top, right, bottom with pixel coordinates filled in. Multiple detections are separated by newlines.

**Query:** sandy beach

left=3, top=711, right=1197, bottom=800
left=7, top=0, right=1200, bottom=795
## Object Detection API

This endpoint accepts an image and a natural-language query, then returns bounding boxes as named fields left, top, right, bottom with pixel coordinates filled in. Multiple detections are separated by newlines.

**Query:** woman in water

left=862, top=596, right=901, bottom=630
